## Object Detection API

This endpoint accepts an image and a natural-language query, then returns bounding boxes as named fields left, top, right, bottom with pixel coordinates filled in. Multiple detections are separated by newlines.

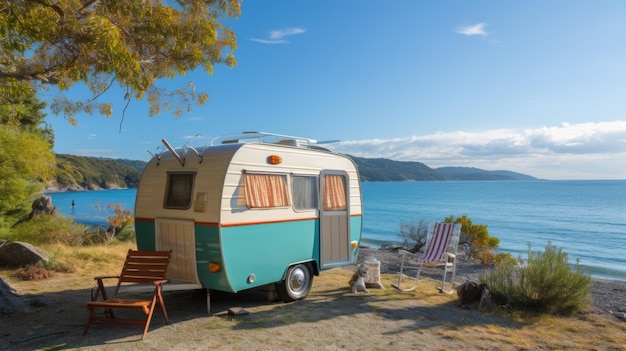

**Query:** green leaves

left=481, top=242, right=591, bottom=315
left=0, top=0, right=241, bottom=123
left=0, top=125, right=54, bottom=214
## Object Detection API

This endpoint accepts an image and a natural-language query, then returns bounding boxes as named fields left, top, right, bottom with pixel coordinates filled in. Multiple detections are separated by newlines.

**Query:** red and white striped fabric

left=421, top=222, right=456, bottom=264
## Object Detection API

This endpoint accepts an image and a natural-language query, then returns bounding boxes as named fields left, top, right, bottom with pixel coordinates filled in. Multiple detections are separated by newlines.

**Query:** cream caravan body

left=134, top=132, right=363, bottom=302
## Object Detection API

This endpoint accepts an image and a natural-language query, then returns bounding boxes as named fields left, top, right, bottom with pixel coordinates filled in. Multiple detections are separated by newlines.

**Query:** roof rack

left=209, top=131, right=318, bottom=147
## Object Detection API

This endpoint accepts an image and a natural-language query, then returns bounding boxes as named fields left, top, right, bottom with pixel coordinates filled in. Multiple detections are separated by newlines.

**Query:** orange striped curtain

left=323, top=174, right=347, bottom=211
left=243, top=173, right=291, bottom=208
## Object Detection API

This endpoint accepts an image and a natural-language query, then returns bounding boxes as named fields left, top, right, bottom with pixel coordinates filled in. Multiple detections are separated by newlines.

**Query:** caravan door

left=319, top=171, right=350, bottom=268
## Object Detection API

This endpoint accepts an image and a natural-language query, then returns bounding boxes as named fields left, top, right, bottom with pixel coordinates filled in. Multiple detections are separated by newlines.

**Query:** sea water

left=47, top=189, right=137, bottom=228
left=47, top=180, right=626, bottom=281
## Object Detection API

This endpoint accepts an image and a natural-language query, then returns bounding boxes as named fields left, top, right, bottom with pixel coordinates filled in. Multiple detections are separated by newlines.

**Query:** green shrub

left=445, top=215, right=499, bottom=264
left=8, top=215, right=86, bottom=246
left=112, top=226, right=136, bottom=243
left=493, top=252, right=517, bottom=266
left=480, top=242, right=591, bottom=315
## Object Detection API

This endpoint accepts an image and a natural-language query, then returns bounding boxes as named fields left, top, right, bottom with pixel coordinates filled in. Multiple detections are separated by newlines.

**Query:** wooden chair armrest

left=93, top=275, right=120, bottom=281
left=91, top=275, right=120, bottom=302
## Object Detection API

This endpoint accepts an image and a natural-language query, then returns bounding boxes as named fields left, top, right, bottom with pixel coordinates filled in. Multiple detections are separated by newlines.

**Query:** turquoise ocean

left=47, top=180, right=626, bottom=282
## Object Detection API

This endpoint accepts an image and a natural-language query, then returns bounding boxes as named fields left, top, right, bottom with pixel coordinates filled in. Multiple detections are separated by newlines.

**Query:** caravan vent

left=277, top=139, right=301, bottom=147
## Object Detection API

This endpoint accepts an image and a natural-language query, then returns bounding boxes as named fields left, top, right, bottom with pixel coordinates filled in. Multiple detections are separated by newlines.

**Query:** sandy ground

left=1, top=248, right=626, bottom=351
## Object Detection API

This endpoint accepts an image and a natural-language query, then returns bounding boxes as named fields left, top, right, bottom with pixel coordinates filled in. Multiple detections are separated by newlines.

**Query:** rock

left=479, top=288, right=495, bottom=313
left=609, top=311, right=626, bottom=322
left=0, top=241, right=50, bottom=267
left=0, top=275, right=28, bottom=314
left=30, top=195, right=55, bottom=216
left=456, top=281, right=487, bottom=305
left=228, top=307, right=249, bottom=316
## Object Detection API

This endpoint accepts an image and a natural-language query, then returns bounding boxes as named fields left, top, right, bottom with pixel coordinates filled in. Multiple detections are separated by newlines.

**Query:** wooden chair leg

left=83, top=308, right=95, bottom=335
left=141, top=306, right=156, bottom=340
left=156, top=290, right=169, bottom=324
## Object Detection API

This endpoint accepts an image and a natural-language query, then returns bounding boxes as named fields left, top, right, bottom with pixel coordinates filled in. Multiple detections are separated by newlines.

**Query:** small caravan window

left=323, top=174, right=347, bottom=211
left=292, top=175, right=318, bottom=210
left=243, top=173, right=291, bottom=209
left=164, top=172, right=195, bottom=209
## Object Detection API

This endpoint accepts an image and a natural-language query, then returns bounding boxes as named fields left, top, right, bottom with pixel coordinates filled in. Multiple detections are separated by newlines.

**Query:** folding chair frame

left=392, top=223, right=461, bottom=294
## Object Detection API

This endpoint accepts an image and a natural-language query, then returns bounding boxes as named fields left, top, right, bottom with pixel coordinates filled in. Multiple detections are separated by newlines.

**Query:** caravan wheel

left=276, top=264, right=313, bottom=302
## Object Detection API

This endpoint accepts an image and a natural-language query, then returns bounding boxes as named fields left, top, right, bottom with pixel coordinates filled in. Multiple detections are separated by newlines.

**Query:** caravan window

left=323, top=174, right=347, bottom=211
left=164, top=172, right=195, bottom=209
left=243, top=173, right=291, bottom=209
left=292, top=175, right=318, bottom=210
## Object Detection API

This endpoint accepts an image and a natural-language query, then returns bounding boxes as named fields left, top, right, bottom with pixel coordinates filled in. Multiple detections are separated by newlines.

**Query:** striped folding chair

left=392, top=222, right=462, bottom=293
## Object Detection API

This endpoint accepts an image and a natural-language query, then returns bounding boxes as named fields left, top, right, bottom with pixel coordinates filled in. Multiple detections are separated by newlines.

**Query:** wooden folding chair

left=83, top=249, right=172, bottom=340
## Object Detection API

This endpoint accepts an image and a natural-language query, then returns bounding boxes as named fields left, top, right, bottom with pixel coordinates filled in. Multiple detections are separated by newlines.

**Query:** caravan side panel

left=135, top=144, right=242, bottom=290
left=215, top=144, right=362, bottom=292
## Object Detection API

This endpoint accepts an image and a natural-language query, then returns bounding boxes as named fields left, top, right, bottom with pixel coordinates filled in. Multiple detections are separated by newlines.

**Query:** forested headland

left=48, top=154, right=537, bottom=192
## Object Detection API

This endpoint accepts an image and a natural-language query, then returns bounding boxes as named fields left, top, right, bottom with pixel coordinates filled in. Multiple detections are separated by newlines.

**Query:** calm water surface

left=48, top=180, right=626, bottom=281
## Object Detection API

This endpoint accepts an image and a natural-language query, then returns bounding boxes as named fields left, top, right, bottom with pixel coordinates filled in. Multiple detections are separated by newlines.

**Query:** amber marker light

left=267, top=155, right=282, bottom=164
left=351, top=240, right=358, bottom=250
left=209, top=262, right=222, bottom=273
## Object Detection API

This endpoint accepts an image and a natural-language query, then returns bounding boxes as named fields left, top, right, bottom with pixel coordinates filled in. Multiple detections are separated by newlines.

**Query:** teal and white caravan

left=134, top=132, right=362, bottom=307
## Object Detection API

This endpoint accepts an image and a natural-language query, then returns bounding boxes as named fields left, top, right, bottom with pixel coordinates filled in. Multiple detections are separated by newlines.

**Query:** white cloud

left=249, top=38, right=288, bottom=44
left=269, top=28, right=306, bottom=40
left=456, top=23, right=488, bottom=36
left=250, top=27, right=306, bottom=44
left=87, top=133, right=97, bottom=139
left=332, top=121, right=626, bottom=180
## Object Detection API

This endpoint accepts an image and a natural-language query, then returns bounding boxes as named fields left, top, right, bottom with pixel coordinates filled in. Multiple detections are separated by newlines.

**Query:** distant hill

left=435, top=167, right=538, bottom=181
left=349, top=156, right=447, bottom=181
left=349, top=157, right=537, bottom=181
left=112, top=158, right=147, bottom=173
left=48, top=154, right=536, bottom=191
left=50, top=155, right=147, bottom=191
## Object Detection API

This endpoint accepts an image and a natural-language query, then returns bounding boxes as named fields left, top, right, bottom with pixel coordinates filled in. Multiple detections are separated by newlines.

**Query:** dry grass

left=1, top=243, right=626, bottom=350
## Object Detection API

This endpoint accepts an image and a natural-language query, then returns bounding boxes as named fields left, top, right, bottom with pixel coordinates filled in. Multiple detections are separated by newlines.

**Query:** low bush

left=7, top=209, right=136, bottom=246
left=8, top=215, right=86, bottom=246
left=480, top=242, right=591, bottom=315
left=15, top=265, right=55, bottom=281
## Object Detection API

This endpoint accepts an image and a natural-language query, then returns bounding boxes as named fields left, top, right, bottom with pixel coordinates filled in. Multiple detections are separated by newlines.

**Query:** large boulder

left=30, top=195, right=56, bottom=217
left=0, top=241, right=50, bottom=267
left=0, top=275, right=27, bottom=314
left=456, top=280, right=487, bottom=305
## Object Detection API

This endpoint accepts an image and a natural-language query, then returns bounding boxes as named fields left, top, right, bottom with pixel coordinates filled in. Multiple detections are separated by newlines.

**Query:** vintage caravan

left=134, top=132, right=362, bottom=304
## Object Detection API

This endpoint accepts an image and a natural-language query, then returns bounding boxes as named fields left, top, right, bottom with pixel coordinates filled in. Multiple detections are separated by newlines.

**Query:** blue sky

left=44, top=1, right=626, bottom=180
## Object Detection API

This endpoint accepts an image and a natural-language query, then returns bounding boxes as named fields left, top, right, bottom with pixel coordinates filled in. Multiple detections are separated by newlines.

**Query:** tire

left=276, top=263, right=314, bottom=302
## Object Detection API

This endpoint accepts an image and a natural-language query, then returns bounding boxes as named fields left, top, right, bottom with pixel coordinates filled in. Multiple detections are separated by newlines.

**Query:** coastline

left=44, top=183, right=129, bottom=193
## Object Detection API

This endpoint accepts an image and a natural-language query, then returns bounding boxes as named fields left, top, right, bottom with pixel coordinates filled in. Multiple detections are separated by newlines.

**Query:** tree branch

left=0, top=71, right=59, bottom=84
left=119, top=94, right=131, bottom=132
left=31, top=0, right=64, bottom=19
left=91, top=76, right=117, bottom=101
